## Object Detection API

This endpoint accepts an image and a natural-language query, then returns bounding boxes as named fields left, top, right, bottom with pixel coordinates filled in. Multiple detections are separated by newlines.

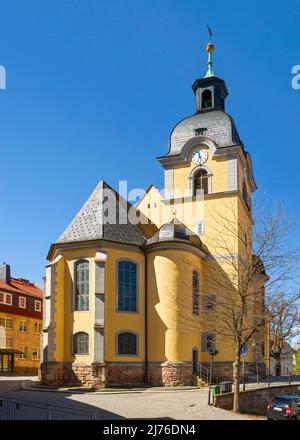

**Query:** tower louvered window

left=193, top=169, right=209, bottom=195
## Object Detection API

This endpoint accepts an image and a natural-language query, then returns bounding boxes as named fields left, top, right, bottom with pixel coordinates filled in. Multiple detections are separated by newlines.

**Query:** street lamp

left=207, top=347, right=218, bottom=405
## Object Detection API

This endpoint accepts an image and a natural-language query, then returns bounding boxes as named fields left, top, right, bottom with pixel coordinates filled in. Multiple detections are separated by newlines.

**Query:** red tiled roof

left=0, top=278, right=43, bottom=299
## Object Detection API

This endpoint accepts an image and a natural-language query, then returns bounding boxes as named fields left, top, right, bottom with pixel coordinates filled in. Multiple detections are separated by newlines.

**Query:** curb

left=21, top=381, right=206, bottom=395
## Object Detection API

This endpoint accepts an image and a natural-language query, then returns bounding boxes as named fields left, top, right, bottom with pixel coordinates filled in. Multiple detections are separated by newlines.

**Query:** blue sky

left=0, top=0, right=299, bottom=283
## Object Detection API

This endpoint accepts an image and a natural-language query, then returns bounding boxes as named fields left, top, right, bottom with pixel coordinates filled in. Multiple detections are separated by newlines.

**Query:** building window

left=117, top=332, right=138, bottom=356
left=193, top=169, right=209, bottom=196
left=34, top=323, right=41, bottom=334
left=19, top=296, right=26, bottom=309
left=203, top=294, right=216, bottom=312
left=73, top=332, right=89, bottom=355
left=19, top=320, right=27, bottom=333
left=195, top=221, right=205, bottom=235
left=201, top=89, right=212, bottom=109
left=0, top=292, right=12, bottom=305
left=192, top=270, right=200, bottom=315
left=32, top=348, right=40, bottom=360
left=117, top=261, right=137, bottom=312
left=34, top=300, right=41, bottom=312
left=202, top=333, right=216, bottom=353
left=242, top=181, right=250, bottom=210
left=261, top=342, right=265, bottom=357
left=194, top=128, right=207, bottom=137
left=6, top=337, right=13, bottom=349
left=0, top=317, right=13, bottom=329
left=18, top=347, right=28, bottom=359
left=192, top=348, right=199, bottom=373
left=74, top=260, right=89, bottom=311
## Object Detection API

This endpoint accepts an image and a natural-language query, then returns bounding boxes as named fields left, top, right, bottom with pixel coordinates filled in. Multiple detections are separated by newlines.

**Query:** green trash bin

left=210, top=385, right=220, bottom=397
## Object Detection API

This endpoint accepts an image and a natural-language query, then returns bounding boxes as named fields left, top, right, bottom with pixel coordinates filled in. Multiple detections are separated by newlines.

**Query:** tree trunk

left=233, top=348, right=241, bottom=413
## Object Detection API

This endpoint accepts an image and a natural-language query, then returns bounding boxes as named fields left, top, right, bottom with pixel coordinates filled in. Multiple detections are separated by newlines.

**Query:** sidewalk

left=21, top=380, right=204, bottom=395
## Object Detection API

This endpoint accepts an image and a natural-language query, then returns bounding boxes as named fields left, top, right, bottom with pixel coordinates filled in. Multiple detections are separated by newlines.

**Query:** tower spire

left=204, top=42, right=215, bottom=78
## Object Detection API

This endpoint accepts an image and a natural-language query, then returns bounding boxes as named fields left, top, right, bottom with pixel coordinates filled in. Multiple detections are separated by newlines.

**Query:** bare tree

left=155, top=202, right=299, bottom=413
left=203, top=201, right=300, bottom=412
left=268, top=293, right=299, bottom=376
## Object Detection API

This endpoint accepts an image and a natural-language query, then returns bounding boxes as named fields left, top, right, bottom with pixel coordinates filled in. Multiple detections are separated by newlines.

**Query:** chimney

left=0, top=263, right=11, bottom=284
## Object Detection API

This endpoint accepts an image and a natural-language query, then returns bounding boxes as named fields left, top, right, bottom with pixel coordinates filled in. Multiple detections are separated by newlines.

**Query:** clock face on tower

left=192, top=149, right=208, bottom=165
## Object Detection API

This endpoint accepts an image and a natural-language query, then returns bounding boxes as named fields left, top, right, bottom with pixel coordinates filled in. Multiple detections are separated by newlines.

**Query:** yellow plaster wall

left=52, top=245, right=145, bottom=364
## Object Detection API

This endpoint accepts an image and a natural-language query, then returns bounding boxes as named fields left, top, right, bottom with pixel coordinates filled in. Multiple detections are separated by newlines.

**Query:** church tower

left=41, top=42, right=267, bottom=389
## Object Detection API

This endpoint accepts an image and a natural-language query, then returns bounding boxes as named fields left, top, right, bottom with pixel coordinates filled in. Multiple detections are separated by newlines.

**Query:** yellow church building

left=41, top=44, right=268, bottom=388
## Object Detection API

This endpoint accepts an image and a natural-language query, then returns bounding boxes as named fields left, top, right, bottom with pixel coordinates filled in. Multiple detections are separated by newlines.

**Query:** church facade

left=41, top=44, right=268, bottom=388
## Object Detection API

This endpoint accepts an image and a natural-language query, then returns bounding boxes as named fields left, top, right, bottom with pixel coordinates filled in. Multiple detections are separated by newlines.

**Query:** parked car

left=266, top=396, right=300, bottom=420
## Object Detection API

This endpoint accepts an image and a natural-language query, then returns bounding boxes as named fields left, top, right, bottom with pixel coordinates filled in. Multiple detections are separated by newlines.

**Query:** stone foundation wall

left=161, top=362, right=196, bottom=386
left=106, top=363, right=145, bottom=387
left=214, top=384, right=300, bottom=415
left=40, top=361, right=106, bottom=388
left=147, top=363, right=164, bottom=386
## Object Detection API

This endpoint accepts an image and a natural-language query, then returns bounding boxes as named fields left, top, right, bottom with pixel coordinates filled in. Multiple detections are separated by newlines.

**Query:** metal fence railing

left=212, top=374, right=300, bottom=391
left=0, top=396, right=97, bottom=420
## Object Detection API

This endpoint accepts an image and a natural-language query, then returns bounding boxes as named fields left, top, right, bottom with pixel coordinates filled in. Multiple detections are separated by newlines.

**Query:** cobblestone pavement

left=0, top=377, right=264, bottom=420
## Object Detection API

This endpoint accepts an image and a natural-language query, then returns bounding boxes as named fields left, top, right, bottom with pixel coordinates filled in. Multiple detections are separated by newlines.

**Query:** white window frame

left=34, top=300, right=41, bottom=312
left=19, top=320, right=28, bottom=333
left=32, top=347, right=40, bottom=360
left=5, top=317, right=13, bottom=329
left=0, top=292, right=12, bottom=305
left=6, top=336, right=13, bottom=349
left=195, top=221, right=205, bottom=236
left=19, top=346, right=28, bottom=359
left=19, top=296, right=26, bottom=309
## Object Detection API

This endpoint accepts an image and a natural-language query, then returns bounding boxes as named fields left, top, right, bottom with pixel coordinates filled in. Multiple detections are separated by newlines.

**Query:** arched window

left=117, top=261, right=137, bottom=312
left=201, top=89, right=212, bottom=109
left=75, top=260, right=89, bottom=311
left=117, top=332, right=137, bottom=355
left=73, top=332, right=89, bottom=355
left=193, top=169, right=209, bottom=196
left=192, top=270, right=200, bottom=315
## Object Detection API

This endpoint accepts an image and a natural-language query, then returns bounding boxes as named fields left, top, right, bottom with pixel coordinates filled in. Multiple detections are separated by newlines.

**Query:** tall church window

left=117, top=261, right=137, bottom=312
left=192, top=270, right=200, bottom=315
left=201, top=89, right=212, bottom=109
left=117, top=332, right=137, bottom=355
left=73, top=332, right=89, bottom=355
left=193, top=169, right=209, bottom=196
left=75, top=260, right=89, bottom=311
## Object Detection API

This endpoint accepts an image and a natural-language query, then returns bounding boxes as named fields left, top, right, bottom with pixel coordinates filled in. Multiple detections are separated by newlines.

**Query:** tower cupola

left=192, top=43, right=228, bottom=113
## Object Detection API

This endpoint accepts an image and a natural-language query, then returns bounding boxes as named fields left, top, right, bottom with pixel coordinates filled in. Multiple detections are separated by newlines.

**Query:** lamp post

left=207, top=348, right=218, bottom=405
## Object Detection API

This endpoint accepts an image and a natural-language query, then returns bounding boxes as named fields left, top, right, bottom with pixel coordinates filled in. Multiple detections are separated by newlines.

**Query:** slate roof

left=56, top=180, right=146, bottom=246
left=163, top=110, right=241, bottom=157
left=147, top=219, right=206, bottom=252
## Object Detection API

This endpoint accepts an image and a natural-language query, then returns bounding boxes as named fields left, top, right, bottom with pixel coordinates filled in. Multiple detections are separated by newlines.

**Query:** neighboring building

left=270, top=341, right=295, bottom=376
left=0, top=263, right=43, bottom=374
left=41, top=44, right=268, bottom=388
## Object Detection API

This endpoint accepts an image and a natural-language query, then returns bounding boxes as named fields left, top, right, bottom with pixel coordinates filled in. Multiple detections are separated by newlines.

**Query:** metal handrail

left=199, top=363, right=209, bottom=383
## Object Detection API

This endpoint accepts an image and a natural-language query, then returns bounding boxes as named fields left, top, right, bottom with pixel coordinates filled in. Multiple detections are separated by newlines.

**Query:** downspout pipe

left=144, top=252, right=148, bottom=386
